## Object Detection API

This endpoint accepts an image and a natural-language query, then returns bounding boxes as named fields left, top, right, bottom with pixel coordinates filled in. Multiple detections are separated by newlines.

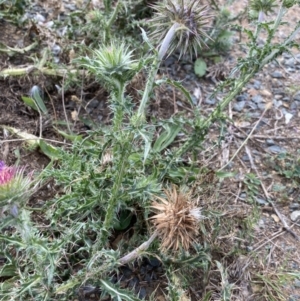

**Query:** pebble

left=267, top=145, right=286, bottom=154
left=233, top=100, right=246, bottom=112
left=247, top=101, right=258, bottom=110
left=251, top=95, right=264, bottom=104
left=271, top=71, right=284, bottom=78
left=236, top=93, right=248, bottom=102
left=290, top=101, right=299, bottom=110
left=257, top=103, right=266, bottom=110
left=255, top=197, right=268, bottom=206
left=285, top=58, right=295, bottom=67
left=204, top=97, right=217, bottom=105
left=242, top=154, right=250, bottom=161
left=266, top=139, right=275, bottom=146
left=253, top=80, right=261, bottom=89
left=294, top=280, right=300, bottom=288
left=289, top=295, right=300, bottom=301
left=258, top=218, right=265, bottom=228
left=289, top=203, right=300, bottom=210
left=239, top=192, right=247, bottom=199
left=88, top=99, right=100, bottom=109
left=183, top=64, right=193, bottom=72
left=164, top=56, right=176, bottom=68
left=52, top=44, right=61, bottom=56
left=290, top=210, right=300, bottom=222
left=293, top=93, right=300, bottom=102
left=34, top=12, right=46, bottom=23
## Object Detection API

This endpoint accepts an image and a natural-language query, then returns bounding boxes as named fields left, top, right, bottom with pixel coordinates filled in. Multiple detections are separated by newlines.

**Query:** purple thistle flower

left=0, top=161, right=5, bottom=172
left=0, top=161, right=37, bottom=216
left=0, top=163, right=16, bottom=185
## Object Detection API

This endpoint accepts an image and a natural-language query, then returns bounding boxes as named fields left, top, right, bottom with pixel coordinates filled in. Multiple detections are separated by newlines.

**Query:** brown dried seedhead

left=150, top=185, right=203, bottom=251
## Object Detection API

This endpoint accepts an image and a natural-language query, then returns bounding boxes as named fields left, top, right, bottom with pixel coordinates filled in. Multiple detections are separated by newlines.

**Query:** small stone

left=257, top=103, right=266, bottom=110
left=239, top=192, right=247, bottom=199
left=233, top=100, right=246, bottom=112
left=271, top=214, right=280, bottom=223
left=258, top=218, right=265, bottom=228
left=273, top=99, right=282, bottom=108
left=252, top=95, right=264, bottom=104
left=242, top=154, right=250, bottom=161
left=285, top=58, right=295, bottom=67
left=247, top=101, right=258, bottom=110
left=191, top=96, right=198, bottom=105
left=255, top=198, right=268, bottom=206
left=52, top=44, right=61, bottom=56
left=267, top=145, right=286, bottom=154
left=293, top=93, right=300, bottom=102
left=266, top=139, right=275, bottom=146
left=290, top=211, right=300, bottom=222
left=64, top=3, right=77, bottom=11
left=253, top=80, right=261, bottom=89
left=236, top=93, right=248, bottom=102
left=286, top=67, right=295, bottom=73
left=290, top=102, right=299, bottom=110
left=289, top=295, right=300, bottom=301
left=204, top=97, right=216, bottom=105
left=271, top=71, right=284, bottom=78
left=289, top=203, right=300, bottom=210
left=164, top=56, right=176, bottom=67
left=294, top=280, right=300, bottom=288
left=183, top=64, right=193, bottom=72
left=34, top=13, right=46, bottom=23
left=88, top=99, right=100, bottom=108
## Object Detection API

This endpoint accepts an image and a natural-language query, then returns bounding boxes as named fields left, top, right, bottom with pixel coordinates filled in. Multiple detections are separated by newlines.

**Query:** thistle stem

left=137, top=23, right=180, bottom=119
left=119, top=232, right=158, bottom=265
left=158, top=23, right=180, bottom=60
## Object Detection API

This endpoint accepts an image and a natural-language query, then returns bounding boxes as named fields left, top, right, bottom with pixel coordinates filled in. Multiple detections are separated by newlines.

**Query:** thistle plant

left=137, top=0, right=213, bottom=119
left=0, top=161, right=36, bottom=217
left=76, top=42, right=142, bottom=130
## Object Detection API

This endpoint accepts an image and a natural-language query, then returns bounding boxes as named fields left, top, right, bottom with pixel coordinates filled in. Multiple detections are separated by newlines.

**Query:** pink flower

left=0, top=162, right=16, bottom=185
left=0, top=161, right=36, bottom=216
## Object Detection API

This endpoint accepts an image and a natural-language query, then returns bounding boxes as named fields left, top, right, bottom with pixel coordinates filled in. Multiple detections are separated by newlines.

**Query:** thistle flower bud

left=150, top=185, right=203, bottom=251
left=0, top=161, right=36, bottom=216
left=76, top=42, right=140, bottom=88
left=150, top=0, right=213, bottom=59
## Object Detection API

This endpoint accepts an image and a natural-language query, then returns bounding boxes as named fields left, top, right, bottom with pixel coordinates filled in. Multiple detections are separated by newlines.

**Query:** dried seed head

left=150, top=0, right=214, bottom=58
left=150, top=185, right=203, bottom=251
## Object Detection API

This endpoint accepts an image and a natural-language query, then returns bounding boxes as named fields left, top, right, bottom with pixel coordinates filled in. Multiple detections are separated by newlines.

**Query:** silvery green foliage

left=76, top=42, right=142, bottom=90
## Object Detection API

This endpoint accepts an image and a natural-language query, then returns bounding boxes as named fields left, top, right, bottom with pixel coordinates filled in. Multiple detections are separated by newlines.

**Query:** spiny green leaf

left=153, top=123, right=182, bottom=152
